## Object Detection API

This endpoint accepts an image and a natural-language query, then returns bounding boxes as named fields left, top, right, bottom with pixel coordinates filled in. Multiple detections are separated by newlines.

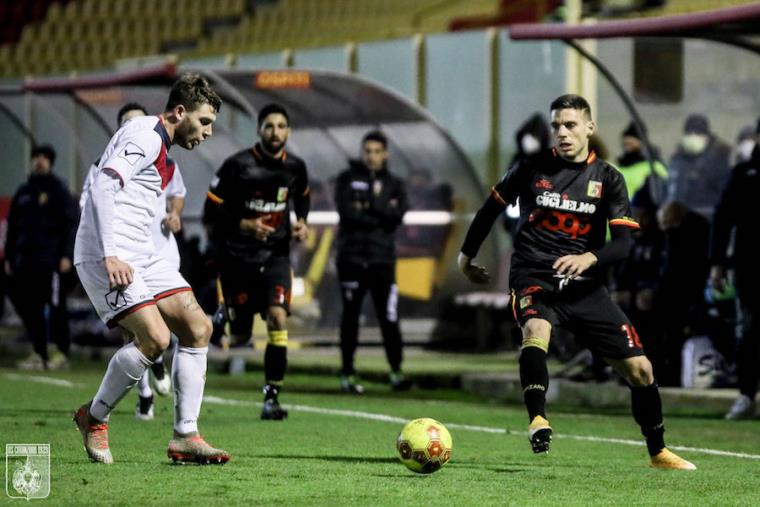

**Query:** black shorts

left=511, top=274, right=644, bottom=360
left=219, top=256, right=292, bottom=336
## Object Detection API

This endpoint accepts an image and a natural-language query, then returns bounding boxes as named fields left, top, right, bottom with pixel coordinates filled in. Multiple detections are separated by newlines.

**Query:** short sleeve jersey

left=75, top=115, right=174, bottom=263
left=207, top=144, right=309, bottom=264
left=494, top=149, right=638, bottom=278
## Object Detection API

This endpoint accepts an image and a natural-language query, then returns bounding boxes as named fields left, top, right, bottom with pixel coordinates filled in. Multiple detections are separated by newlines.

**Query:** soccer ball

left=396, top=418, right=452, bottom=473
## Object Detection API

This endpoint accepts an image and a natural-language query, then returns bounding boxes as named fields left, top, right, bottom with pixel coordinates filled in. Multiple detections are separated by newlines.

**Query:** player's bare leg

left=519, top=318, right=553, bottom=453
left=261, top=306, right=289, bottom=420
left=74, top=306, right=169, bottom=463
left=607, top=355, right=696, bottom=470
left=158, top=290, right=230, bottom=464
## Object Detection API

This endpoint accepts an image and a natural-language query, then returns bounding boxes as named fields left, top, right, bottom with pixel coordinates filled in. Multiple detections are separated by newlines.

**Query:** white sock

left=90, top=342, right=152, bottom=422
left=172, top=345, right=208, bottom=435
left=137, top=372, right=153, bottom=398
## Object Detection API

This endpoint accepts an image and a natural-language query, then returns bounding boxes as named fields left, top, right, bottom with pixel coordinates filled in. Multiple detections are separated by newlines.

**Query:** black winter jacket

left=5, top=173, right=78, bottom=272
left=334, top=161, right=408, bottom=266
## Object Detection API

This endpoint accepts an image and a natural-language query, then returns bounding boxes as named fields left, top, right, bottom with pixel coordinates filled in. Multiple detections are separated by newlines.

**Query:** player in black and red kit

left=458, top=95, right=695, bottom=470
left=203, top=103, right=309, bottom=420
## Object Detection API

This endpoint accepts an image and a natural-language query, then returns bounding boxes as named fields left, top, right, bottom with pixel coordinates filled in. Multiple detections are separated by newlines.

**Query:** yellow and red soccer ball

left=396, top=418, right=452, bottom=473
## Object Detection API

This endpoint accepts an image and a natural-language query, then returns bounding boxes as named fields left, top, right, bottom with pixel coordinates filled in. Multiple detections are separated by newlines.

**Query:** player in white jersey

left=79, top=103, right=184, bottom=420
left=73, top=74, right=230, bottom=464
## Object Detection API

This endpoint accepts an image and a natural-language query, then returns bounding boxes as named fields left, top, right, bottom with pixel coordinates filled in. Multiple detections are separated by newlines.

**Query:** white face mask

left=736, top=139, right=755, bottom=162
left=681, top=133, right=708, bottom=155
left=520, top=134, right=541, bottom=155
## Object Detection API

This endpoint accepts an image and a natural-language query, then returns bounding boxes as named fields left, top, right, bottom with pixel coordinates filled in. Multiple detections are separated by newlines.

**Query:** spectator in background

left=610, top=188, right=665, bottom=380
left=616, top=122, right=668, bottom=200
left=734, top=124, right=756, bottom=165
left=510, top=113, right=551, bottom=167
left=653, top=201, right=711, bottom=386
left=667, top=114, right=731, bottom=219
left=5, top=145, right=78, bottom=370
left=334, top=130, right=411, bottom=393
left=710, top=119, right=760, bottom=420
left=504, top=113, right=552, bottom=234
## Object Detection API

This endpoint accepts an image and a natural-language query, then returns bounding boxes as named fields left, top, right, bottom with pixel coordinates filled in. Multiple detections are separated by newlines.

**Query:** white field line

left=204, top=395, right=760, bottom=460
left=4, top=377, right=756, bottom=461
left=3, top=373, right=85, bottom=388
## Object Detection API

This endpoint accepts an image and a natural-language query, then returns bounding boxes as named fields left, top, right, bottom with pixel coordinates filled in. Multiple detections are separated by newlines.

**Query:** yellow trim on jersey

left=207, top=191, right=224, bottom=204
left=490, top=187, right=507, bottom=207
left=610, top=217, right=640, bottom=229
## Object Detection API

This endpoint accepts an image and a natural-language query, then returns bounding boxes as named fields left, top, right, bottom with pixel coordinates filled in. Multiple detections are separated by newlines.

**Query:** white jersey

left=80, top=155, right=186, bottom=269
left=152, top=161, right=186, bottom=269
left=75, top=115, right=174, bottom=263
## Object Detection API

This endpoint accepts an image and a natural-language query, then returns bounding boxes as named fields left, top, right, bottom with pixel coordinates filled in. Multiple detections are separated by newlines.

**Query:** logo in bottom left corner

left=6, top=444, right=50, bottom=500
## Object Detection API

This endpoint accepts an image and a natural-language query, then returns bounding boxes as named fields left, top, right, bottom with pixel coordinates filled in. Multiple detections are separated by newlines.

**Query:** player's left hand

left=163, top=211, right=182, bottom=233
left=292, top=220, right=309, bottom=242
left=553, top=252, right=597, bottom=278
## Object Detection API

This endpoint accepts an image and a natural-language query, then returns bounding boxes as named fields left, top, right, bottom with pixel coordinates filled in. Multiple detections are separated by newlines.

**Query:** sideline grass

left=1, top=366, right=758, bottom=506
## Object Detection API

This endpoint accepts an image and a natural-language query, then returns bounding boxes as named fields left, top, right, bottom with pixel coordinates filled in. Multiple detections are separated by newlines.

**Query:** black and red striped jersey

left=493, top=149, right=639, bottom=277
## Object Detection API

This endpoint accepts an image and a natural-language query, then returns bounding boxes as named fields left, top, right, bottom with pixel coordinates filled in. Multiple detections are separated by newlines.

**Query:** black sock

left=520, top=346, right=549, bottom=422
left=264, top=344, right=287, bottom=384
left=631, top=383, right=666, bottom=456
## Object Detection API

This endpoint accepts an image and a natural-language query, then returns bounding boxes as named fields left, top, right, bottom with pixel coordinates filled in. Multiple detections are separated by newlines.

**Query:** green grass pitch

left=1, top=364, right=758, bottom=506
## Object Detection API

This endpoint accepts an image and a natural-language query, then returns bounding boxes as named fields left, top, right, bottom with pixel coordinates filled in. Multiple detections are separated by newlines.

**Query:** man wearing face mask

left=667, top=114, right=731, bottom=218
left=616, top=122, right=668, bottom=200
left=710, top=118, right=760, bottom=419
left=734, top=125, right=756, bottom=165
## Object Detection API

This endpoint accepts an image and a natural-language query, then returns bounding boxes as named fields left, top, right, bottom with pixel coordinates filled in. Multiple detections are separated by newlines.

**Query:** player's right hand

left=104, top=256, right=134, bottom=290
left=240, top=216, right=276, bottom=241
left=457, top=252, right=490, bottom=284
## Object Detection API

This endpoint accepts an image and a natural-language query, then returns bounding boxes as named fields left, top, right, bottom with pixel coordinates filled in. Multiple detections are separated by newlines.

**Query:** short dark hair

left=117, top=102, right=147, bottom=127
left=165, top=73, right=222, bottom=114
left=550, top=94, right=592, bottom=120
left=257, top=103, right=289, bottom=128
left=31, top=144, right=56, bottom=165
left=362, top=130, right=388, bottom=148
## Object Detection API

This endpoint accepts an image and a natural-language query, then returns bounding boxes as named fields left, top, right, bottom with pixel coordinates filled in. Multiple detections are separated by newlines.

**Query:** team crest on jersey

left=519, top=296, right=533, bottom=309
left=118, top=142, right=145, bottom=166
left=277, top=187, right=289, bottom=202
left=587, top=180, right=603, bottom=198
left=535, top=178, right=553, bottom=190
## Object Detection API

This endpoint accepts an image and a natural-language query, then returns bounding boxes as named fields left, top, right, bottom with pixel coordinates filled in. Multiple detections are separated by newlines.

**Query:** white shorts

left=76, top=254, right=191, bottom=328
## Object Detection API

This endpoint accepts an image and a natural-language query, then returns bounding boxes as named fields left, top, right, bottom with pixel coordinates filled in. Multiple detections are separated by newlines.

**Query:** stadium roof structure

left=505, top=2, right=760, bottom=203
left=508, top=2, right=760, bottom=53
left=0, top=64, right=489, bottom=301
left=0, top=64, right=481, bottom=220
